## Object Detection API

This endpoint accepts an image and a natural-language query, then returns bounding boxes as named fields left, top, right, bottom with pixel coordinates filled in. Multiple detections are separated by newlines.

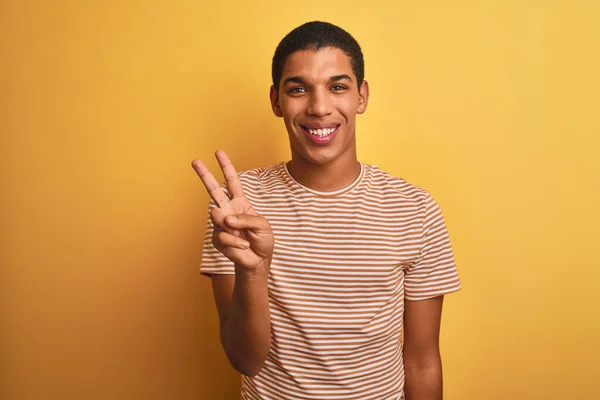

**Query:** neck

left=287, top=149, right=361, bottom=193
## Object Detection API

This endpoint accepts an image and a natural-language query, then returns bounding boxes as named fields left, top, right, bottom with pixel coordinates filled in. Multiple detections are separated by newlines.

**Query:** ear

left=357, top=80, right=369, bottom=114
left=270, top=85, right=283, bottom=117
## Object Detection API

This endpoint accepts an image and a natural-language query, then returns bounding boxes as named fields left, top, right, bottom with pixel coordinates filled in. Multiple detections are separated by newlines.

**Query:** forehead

left=281, top=47, right=355, bottom=83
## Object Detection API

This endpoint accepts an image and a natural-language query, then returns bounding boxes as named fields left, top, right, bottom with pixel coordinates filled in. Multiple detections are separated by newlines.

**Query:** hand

left=192, top=150, right=274, bottom=272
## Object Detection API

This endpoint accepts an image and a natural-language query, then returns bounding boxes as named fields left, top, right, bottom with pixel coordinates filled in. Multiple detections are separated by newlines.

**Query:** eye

left=288, top=87, right=307, bottom=94
left=330, top=85, right=347, bottom=92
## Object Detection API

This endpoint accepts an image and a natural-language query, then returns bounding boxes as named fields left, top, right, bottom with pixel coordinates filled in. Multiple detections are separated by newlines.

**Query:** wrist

left=234, top=262, right=270, bottom=280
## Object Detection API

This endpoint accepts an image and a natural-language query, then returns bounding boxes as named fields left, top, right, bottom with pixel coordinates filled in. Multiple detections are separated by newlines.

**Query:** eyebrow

left=331, top=74, right=353, bottom=83
left=283, top=76, right=306, bottom=86
left=282, top=74, right=354, bottom=86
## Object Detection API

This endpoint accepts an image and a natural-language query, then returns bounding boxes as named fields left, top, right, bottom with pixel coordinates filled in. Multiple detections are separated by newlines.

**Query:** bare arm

left=404, top=296, right=444, bottom=400
left=212, top=267, right=271, bottom=376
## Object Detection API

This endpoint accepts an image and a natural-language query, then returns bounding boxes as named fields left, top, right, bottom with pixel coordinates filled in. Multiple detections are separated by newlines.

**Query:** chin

left=298, top=148, right=341, bottom=166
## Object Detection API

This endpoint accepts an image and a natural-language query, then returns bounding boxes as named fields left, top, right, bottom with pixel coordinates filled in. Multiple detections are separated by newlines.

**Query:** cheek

left=281, top=101, right=303, bottom=126
left=282, top=114, right=298, bottom=136
left=335, top=97, right=360, bottom=118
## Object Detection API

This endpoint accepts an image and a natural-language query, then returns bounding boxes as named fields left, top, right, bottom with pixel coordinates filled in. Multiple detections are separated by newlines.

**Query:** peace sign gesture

left=192, top=150, right=274, bottom=272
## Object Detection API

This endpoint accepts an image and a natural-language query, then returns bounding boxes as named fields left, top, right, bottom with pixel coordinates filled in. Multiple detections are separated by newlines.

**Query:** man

left=192, top=21, right=461, bottom=400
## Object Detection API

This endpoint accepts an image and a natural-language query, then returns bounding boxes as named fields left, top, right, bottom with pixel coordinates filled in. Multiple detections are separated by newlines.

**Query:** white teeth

left=308, top=127, right=336, bottom=137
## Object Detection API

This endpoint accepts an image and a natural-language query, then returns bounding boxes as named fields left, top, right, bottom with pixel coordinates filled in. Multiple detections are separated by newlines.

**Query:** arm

left=403, top=296, right=444, bottom=400
left=212, top=266, right=271, bottom=377
left=193, top=151, right=275, bottom=377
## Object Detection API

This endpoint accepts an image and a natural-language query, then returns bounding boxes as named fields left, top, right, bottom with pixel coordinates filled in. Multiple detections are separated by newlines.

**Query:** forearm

left=221, top=264, right=271, bottom=376
left=404, top=356, right=443, bottom=400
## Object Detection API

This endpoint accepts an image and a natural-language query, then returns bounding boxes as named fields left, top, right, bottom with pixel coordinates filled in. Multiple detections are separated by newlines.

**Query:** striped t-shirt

left=200, top=161, right=461, bottom=400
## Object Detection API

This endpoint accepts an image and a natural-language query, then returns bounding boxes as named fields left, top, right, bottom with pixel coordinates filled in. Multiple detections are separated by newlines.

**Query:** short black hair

left=271, top=21, right=364, bottom=90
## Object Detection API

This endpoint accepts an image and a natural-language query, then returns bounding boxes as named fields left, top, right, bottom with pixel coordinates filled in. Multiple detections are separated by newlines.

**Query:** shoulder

left=239, top=162, right=283, bottom=178
left=363, top=164, right=434, bottom=207
left=236, top=162, right=287, bottom=195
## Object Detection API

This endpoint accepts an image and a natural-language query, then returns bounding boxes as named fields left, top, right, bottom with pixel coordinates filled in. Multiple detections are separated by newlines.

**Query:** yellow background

left=1, top=1, right=599, bottom=399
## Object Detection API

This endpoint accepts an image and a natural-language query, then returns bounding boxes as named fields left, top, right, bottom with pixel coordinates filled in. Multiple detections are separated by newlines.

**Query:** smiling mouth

left=301, top=125, right=340, bottom=137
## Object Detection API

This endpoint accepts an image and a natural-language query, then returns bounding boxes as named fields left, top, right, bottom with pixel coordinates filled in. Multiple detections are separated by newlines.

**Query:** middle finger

left=192, top=159, right=230, bottom=208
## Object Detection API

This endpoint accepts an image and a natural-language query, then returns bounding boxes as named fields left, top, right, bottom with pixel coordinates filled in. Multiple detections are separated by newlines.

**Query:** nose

left=306, top=88, right=333, bottom=117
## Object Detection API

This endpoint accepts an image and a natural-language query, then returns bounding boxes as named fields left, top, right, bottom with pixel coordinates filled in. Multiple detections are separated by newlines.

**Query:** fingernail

left=240, top=240, right=250, bottom=249
left=228, top=216, right=237, bottom=223
left=233, top=230, right=241, bottom=237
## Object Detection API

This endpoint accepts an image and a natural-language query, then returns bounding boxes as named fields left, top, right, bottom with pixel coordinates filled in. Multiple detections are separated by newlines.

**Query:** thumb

left=225, top=214, right=271, bottom=233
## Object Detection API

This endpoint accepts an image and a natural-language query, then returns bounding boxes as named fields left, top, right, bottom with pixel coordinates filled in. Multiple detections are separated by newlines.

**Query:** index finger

left=215, top=150, right=246, bottom=199
left=191, top=159, right=230, bottom=208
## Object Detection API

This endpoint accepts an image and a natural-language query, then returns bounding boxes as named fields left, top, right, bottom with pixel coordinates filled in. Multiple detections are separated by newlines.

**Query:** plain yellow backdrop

left=1, top=0, right=599, bottom=399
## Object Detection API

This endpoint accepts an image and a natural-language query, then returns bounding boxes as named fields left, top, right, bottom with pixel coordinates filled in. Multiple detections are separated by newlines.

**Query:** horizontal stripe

left=200, top=162, right=460, bottom=399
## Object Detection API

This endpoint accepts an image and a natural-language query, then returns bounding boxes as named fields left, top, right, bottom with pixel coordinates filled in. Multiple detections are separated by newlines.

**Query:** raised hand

left=192, top=150, right=274, bottom=272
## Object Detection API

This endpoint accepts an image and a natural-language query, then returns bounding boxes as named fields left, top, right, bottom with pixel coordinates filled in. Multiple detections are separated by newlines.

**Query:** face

left=270, top=47, right=369, bottom=166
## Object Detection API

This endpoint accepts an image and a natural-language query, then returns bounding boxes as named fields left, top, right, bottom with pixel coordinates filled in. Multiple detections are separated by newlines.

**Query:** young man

left=192, top=21, right=461, bottom=400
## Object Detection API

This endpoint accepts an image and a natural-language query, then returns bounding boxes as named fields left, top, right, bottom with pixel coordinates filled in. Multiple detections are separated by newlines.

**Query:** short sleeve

left=405, top=192, right=461, bottom=301
left=199, top=200, right=235, bottom=277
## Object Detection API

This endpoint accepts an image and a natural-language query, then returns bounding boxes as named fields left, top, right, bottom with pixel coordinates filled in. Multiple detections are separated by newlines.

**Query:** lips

left=300, top=124, right=340, bottom=144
